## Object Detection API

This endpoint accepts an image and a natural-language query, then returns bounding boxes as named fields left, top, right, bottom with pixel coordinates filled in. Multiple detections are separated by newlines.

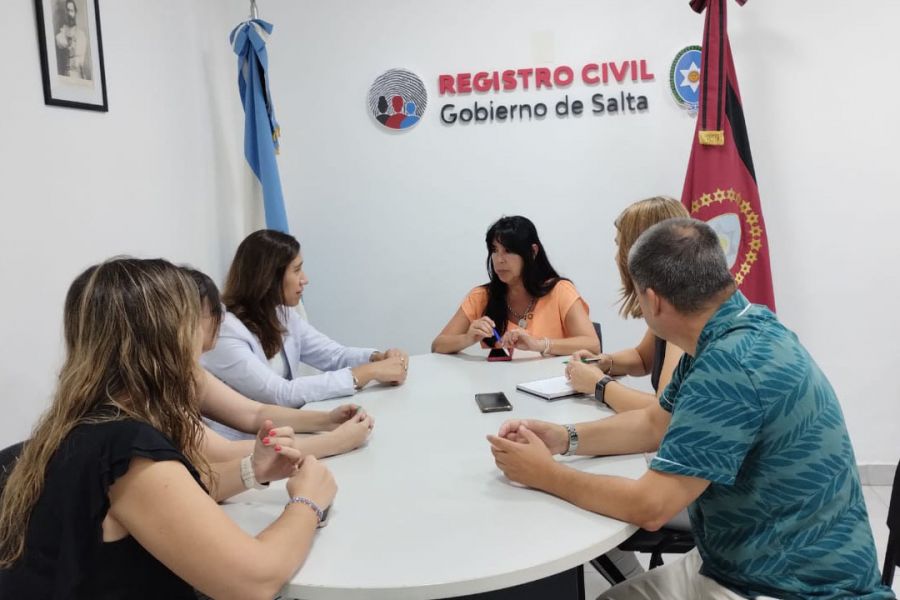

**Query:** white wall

left=261, top=0, right=899, bottom=465
left=0, top=0, right=258, bottom=445
left=0, top=1, right=897, bottom=466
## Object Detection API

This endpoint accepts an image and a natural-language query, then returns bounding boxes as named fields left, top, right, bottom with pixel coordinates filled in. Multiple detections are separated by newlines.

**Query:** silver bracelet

left=240, top=454, right=268, bottom=490
left=541, top=337, right=551, bottom=356
left=287, top=496, right=325, bottom=525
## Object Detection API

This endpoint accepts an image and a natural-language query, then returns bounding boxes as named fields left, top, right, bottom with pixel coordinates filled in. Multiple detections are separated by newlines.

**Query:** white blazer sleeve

left=201, top=313, right=376, bottom=408
left=291, top=312, right=375, bottom=373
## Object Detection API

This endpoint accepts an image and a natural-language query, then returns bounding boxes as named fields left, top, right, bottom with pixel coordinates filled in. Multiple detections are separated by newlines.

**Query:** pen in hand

left=562, top=356, right=604, bottom=364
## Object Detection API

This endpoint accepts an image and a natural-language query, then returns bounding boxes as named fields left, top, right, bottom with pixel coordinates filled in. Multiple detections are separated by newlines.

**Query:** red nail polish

left=262, top=437, right=270, bottom=444
left=274, top=445, right=282, bottom=452
left=269, top=429, right=276, bottom=437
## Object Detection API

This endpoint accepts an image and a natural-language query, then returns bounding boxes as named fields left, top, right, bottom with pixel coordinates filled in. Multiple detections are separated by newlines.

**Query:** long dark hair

left=483, top=216, right=565, bottom=335
left=223, top=230, right=300, bottom=359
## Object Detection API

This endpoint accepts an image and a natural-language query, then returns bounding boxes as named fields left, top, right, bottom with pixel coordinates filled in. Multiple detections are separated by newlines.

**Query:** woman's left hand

left=382, top=348, right=409, bottom=363
left=501, top=329, right=541, bottom=352
left=565, top=360, right=605, bottom=395
left=251, top=419, right=303, bottom=484
left=327, top=404, right=363, bottom=430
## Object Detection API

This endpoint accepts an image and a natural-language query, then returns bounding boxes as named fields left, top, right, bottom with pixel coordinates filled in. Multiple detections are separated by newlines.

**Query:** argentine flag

left=230, top=19, right=289, bottom=233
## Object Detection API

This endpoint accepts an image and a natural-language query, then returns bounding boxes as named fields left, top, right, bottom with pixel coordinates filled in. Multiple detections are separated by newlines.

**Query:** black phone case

left=475, top=392, right=512, bottom=412
left=487, top=348, right=512, bottom=362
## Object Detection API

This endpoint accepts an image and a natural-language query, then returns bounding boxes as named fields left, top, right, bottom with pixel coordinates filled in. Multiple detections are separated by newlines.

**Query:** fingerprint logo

left=367, top=69, right=427, bottom=130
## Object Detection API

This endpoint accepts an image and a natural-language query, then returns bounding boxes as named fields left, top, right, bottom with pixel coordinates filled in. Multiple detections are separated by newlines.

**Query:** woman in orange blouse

left=432, top=216, right=599, bottom=356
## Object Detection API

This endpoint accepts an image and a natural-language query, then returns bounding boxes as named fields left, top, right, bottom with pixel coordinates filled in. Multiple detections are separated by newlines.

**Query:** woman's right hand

left=330, top=410, right=374, bottom=453
left=287, top=455, right=337, bottom=510
left=467, top=316, right=496, bottom=342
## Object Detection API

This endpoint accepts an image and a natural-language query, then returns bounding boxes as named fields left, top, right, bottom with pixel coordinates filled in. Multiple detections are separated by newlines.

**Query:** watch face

left=564, top=424, right=578, bottom=455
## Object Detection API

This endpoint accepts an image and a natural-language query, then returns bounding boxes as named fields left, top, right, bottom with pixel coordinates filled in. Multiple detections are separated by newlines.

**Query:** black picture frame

left=34, top=0, right=108, bottom=111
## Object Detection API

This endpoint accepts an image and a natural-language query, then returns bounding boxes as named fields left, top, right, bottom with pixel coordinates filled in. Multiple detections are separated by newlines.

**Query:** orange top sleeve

left=460, top=286, right=489, bottom=323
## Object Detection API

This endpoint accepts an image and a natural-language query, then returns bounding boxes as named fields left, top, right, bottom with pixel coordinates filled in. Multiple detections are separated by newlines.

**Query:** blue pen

left=492, top=327, right=502, bottom=346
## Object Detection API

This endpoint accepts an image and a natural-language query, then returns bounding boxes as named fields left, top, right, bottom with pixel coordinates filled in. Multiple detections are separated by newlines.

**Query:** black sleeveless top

left=0, top=420, right=204, bottom=599
left=651, top=336, right=667, bottom=392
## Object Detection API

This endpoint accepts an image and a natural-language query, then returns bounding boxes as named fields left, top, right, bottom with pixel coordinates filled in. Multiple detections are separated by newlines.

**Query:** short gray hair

left=627, top=218, right=734, bottom=314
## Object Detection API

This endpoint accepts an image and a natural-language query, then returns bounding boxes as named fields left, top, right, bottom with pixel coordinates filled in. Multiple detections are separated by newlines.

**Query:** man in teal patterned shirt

left=488, top=218, right=893, bottom=599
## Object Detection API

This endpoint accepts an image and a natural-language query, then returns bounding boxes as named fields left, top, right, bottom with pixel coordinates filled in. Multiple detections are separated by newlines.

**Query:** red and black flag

left=681, top=0, right=776, bottom=311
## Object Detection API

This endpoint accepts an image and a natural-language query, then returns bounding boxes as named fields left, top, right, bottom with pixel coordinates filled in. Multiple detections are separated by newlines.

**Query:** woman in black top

left=565, top=197, right=689, bottom=411
left=0, top=258, right=336, bottom=600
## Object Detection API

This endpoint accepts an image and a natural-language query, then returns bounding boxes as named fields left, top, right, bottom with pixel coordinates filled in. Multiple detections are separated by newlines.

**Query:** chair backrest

left=592, top=322, right=603, bottom=352
left=889, top=460, right=900, bottom=532
left=882, top=458, right=900, bottom=586
left=0, top=441, right=26, bottom=494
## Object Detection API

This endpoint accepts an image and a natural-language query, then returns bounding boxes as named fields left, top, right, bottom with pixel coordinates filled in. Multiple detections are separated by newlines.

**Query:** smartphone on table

left=487, top=347, right=512, bottom=362
left=475, top=392, right=513, bottom=413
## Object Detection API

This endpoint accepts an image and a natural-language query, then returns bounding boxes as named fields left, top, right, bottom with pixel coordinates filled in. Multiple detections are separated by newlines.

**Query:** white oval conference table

left=221, top=350, right=648, bottom=600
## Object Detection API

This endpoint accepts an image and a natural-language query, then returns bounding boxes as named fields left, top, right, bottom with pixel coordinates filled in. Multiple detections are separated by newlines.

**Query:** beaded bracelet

left=286, top=496, right=325, bottom=525
left=240, top=454, right=268, bottom=490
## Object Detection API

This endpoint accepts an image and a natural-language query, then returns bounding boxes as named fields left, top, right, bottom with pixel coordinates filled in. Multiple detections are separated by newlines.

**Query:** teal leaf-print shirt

left=651, top=292, right=894, bottom=599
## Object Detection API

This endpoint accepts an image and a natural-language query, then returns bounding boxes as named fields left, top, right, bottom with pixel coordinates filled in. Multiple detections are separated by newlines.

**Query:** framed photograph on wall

left=34, top=0, right=108, bottom=111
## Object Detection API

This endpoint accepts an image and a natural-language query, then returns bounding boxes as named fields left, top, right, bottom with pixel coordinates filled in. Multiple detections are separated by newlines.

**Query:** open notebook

left=516, top=375, right=579, bottom=400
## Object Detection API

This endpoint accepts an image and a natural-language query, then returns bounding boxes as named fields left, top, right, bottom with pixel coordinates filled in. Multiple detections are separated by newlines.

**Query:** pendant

left=518, top=318, right=528, bottom=329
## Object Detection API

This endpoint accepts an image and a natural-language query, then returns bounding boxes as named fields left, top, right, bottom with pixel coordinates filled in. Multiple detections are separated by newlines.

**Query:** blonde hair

left=0, top=258, right=209, bottom=567
left=615, top=196, right=690, bottom=318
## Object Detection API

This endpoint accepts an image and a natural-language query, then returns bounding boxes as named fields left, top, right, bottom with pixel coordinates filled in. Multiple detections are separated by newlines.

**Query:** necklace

left=507, top=297, right=536, bottom=329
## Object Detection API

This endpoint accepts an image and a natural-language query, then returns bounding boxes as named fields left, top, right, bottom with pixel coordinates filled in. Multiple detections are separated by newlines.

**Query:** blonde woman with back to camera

left=563, top=196, right=691, bottom=582
left=566, top=196, right=690, bottom=412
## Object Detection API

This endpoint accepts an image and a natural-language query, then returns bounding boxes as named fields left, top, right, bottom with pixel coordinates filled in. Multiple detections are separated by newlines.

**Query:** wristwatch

left=594, top=375, right=613, bottom=407
left=563, top=424, right=579, bottom=456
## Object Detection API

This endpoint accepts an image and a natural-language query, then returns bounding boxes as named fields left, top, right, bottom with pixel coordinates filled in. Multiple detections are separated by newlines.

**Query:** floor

left=582, top=485, right=898, bottom=598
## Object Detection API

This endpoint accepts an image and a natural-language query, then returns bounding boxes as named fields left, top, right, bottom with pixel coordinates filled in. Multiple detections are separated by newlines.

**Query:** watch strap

left=595, top=375, right=613, bottom=406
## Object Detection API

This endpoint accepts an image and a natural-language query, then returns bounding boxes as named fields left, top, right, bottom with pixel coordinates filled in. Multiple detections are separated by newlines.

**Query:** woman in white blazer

left=202, top=230, right=409, bottom=440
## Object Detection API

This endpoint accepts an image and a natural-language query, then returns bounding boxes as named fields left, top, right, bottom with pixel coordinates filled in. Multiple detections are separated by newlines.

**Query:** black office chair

left=591, top=525, right=695, bottom=584
left=0, top=441, right=26, bottom=494
left=882, top=458, right=900, bottom=586
left=592, top=322, right=603, bottom=352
